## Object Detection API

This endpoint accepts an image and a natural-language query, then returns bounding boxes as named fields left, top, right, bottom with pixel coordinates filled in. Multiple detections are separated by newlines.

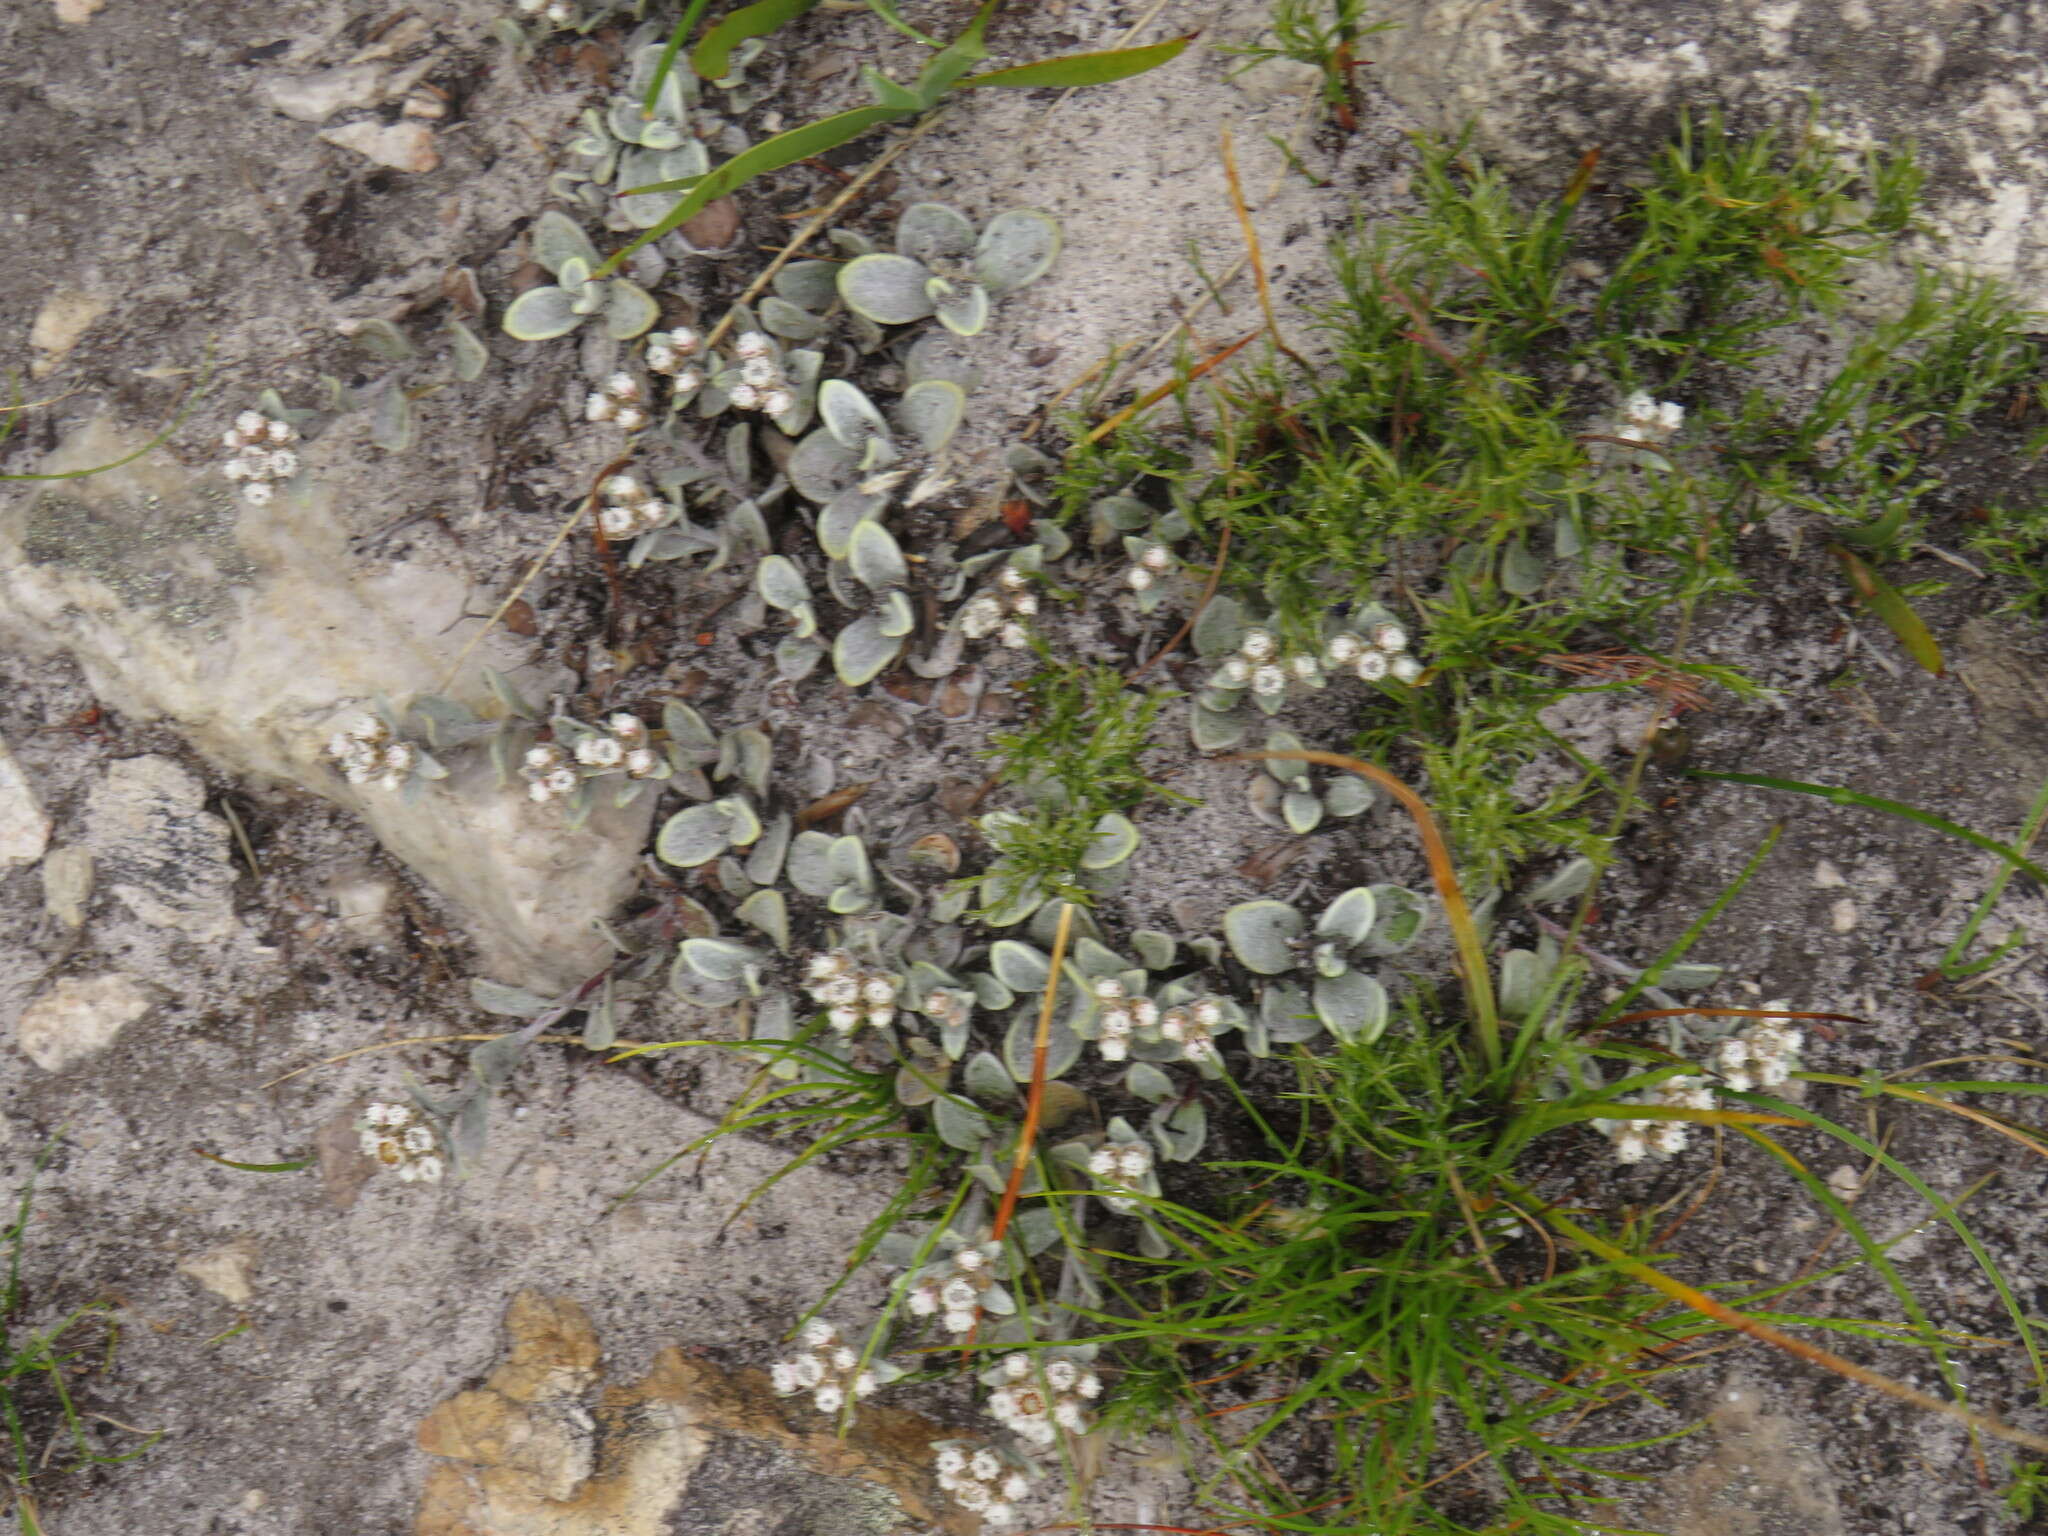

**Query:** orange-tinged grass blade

left=1219, top=126, right=1309, bottom=374
left=993, top=900, right=1077, bottom=1241
left=1237, top=749, right=1499, bottom=1068
left=1833, top=544, right=1945, bottom=675
left=1083, top=330, right=1257, bottom=445
left=1511, top=1184, right=2048, bottom=1455
left=1802, top=1072, right=2048, bottom=1161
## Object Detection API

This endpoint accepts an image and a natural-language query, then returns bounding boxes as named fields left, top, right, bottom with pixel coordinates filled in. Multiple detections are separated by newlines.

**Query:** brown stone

left=414, top=1292, right=971, bottom=1536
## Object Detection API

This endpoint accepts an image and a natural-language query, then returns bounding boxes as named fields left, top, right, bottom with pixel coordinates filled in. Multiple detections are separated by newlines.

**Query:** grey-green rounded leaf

left=839, top=253, right=938, bottom=326
left=818, top=378, right=892, bottom=453
left=1261, top=981, right=1322, bottom=1043
left=1223, top=900, right=1306, bottom=975
left=1124, top=1061, right=1176, bottom=1103
left=716, top=795, right=762, bottom=848
left=834, top=614, right=903, bottom=687
left=989, top=939, right=1051, bottom=994
left=745, top=812, right=793, bottom=886
left=1498, top=947, right=1548, bottom=1016
left=1132, top=930, right=1176, bottom=971
left=1191, top=703, right=1247, bottom=752
left=785, top=830, right=835, bottom=896
left=1262, top=729, right=1309, bottom=785
left=681, top=936, right=762, bottom=983
left=446, top=317, right=489, bottom=381
left=1191, top=593, right=1245, bottom=658
left=773, top=259, right=841, bottom=311
left=897, top=202, right=977, bottom=264
left=974, top=209, right=1061, bottom=297
left=532, top=209, right=600, bottom=277
left=604, top=278, right=660, bottom=340
left=932, top=281, right=991, bottom=337
left=1080, top=812, right=1139, bottom=871
left=775, top=634, right=826, bottom=680
left=655, top=801, right=734, bottom=867
left=787, top=429, right=862, bottom=504
left=894, top=378, right=966, bottom=456
left=501, top=285, right=582, bottom=341
left=1325, top=775, right=1376, bottom=817
left=817, top=488, right=889, bottom=561
left=757, top=554, right=811, bottom=611
left=876, top=587, right=916, bottom=639
left=1316, top=886, right=1378, bottom=947
left=1281, top=789, right=1324, bottom=835
left=1524, top=855, right=1597, bottom=905
left=1313, top=968, right=1388, bottom=1044
left=758, top=295, right=827, bottom=341
left=1362, top=884, right=1429, bottom=956
left=933, top=1094, right=993, bottom=1152
left=849, top=519, right=908, bottom=591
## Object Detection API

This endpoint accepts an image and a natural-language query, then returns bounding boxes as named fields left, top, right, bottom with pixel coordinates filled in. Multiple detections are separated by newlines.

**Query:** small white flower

left=830, top=1346, right=858, bottom=1372
left=1355, top=651, right=1390, bottom=682
left=1007, top=590, right=1039, bottom=618
left=1099, top=1007, right=1133, bottom=1037
left=242, top=481, right=275, bottom=507
left=1389, top=654, right=1423, bottom=685
left=523, top=745, right=562, bottom=772
left=771, top=1360, right=800, bottom=1394
left=806, top=953, right=842, bottom=980
left=821, top=977, right=860, bottom=1006
left=733, top=330, right=772, bottom=360
left=1099, top=1036, right=1128, bottom=1062
left=1087, top=1149, right=1118, bottom=1177
left=599, top=505, right=638, bottom=539
left=667, top=325, right=701, bottom=355
left=646, top=344, right=679, bottom=373
left=1289, top=653, right=1320, bottom=682
left=1157, top=1010, right=1186, bottom=1042
left=960, top=594, right=1004, bottom=639
left=1369, top=622, right=1408, bottom=653
left=1130, top=997, right=1159, bottom=1029
left=604, top=372, right=639, bottom=401
left=1192, top=999, right=1224, bottom=1029
left=1623, top=390, right=1657, bottom=424
left=1325, top=632, right=1364, bottom=665
left=942, top=1309, right=977, bottom=1334
left=761, top=388, right=795, bottom=418
left=866, top=1006, right=895, bottom=1030
left=1075, top=1369, right=1101, bottom=1398
left=411, top=1155, right=443, bottom=1183
left=985, top=1502, right=1014, bottom=1525
left=996, top=565, right=1029, bottom=591
left=235, top=409, right=265, bottom=436
left=941, top=1278, right=978, bottom=1312
left=585, top=392, right=617, bottom=422
left=907, top=1284, right=939, bottom=1317
left=739, top=357, right=778, bottom=389
left=862, top=977, right=897, bottom=1007
left=268, top=449, right=300, bottom=479
left=1612, top=1129, right=1649, bottom=1165
left=1126, top=566, right=1155, bottom=593
left=794, top=1354, right=826, bottom=1389
left=1217, top=656, right=1252, bottom=688
left=726, top=382, right=762, bottom=412
left=814, top=1384, right=845, bottom=1414
left=576, top=735, right=625, bottom=768
left=1116, top=1145, right=1151, bottom=1181
left=602, top=475, right=643, bottom=502
left=1053, top=1399, right=1087, bottom=1430
left=1251, top=664, right=1287, bottom=697
left=542, top=767, right=578, bottom=797
left=828, top=1006, right=862, bottom=1033
left=223, top=458, right=252, bottom=481
left=674, top=366, right=704, bottom=394
left=1239, top=626, right=1276, bottom=661
left=1140, top=542, right=1175, bottom=573
left=1042, top=1360, right=1077, bottom=1391
left=402, top=1125, right=434, bottom=1153
left=935, top=1447, right=967, bottom=1477
left=1092, top=977, right=1125, bottom=1001
left=853, top=1370, right=877, bottom=1398
left=624, top=747, right=661, bottom=778
left=615, top=405, right=649, bottom=431
left=1657, top=400, right=1684, bottom=434
left=998, top=621, right=1030, bottom=650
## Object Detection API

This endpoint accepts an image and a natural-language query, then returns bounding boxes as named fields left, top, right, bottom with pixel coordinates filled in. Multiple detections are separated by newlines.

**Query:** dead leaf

left=798, top=781, right=872, bottom=829
left=906, top=833, right=960, bottom=874
left=680, top=197, right=743, bottom=251
left=501, top=598, right=538, bottom=637
left=1237, top=838, right=1311, bottom=886
left=442, top=265, right=484, bottom=318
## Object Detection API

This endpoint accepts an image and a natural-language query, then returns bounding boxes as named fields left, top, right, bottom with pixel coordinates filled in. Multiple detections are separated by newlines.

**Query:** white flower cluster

left=1593, top=1074, right=1715, bottom=1165
left=584, top=371, right=650, bottom=431
left=987, top=1352, right=1101, bottom=1447
left=804, top=949, right=900, bottom=1034
left=768, top=1318, right=881, bottom=1415
left=958, top=566, right=1039, bottom=650
left=1123, top=540, right=1177, bottom=594
left=220, top=409, right=300, bottom=507
left=1156, top=996, right=1228, bottom=1065
left=723, top=331, right=796, bottom=417
left=325, top=714, right=416, bottom=792
left=1089, top=976, right=1157, bottom=1064
left=358, top=1100, right=444, bottom=1184
left=1708, top=1018, right=1802, bottom=1094
left=521, top=714, right=667, bottom=804
left=906, top=1236, right=1005, bottom=1333
left=644, top=326, right=704, bottom=394
left=1211, top=624, right=1327, bottom=701
left=1321, top=621, right=1422, bottom=686
left=1616, top=390, right=1684, bottom=445
left=596, top=473, right=678, bottom=541
left=933, top=1444, right=1030, bottom=1528
left=515, top=0, right=578, bottom=24
left=1086, top=1138, right=1155, bottom=1214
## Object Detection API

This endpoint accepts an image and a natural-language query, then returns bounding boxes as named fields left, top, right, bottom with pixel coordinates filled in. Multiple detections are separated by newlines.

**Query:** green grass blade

left=690, top=0, right=823, bottom=80
left=961, top=34, right=1196, bottom=90
left=1694, top=771, right=2048, bottom=885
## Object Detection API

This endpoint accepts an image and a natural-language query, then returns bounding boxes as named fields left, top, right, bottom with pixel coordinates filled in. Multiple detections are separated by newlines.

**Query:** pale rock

left=82, top=756, right=238, bottom=942
left=0, top=733, right=51, bottom=866
left=319, top=119, right=439, bottom=174
left=1231, top=57, right=1326, bottom=108
left=257, top=64, right=387, bottom=124
left=178, top=1238, right=260, bottom=1306
left=41, top=845, right=94, bottom=928
left=51, top=0, right=106, bottom=22
left=15, top=972, right=155, bottom=1072
left=0, top=419, right=649, bottom=990
left=28, top=288, right=111, bottom=377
